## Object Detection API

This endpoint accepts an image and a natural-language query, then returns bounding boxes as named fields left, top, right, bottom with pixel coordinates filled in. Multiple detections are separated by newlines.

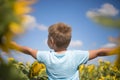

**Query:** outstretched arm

left=89, top=47, right=117, bottom=60
left=11, top=42, right=38, bottom=59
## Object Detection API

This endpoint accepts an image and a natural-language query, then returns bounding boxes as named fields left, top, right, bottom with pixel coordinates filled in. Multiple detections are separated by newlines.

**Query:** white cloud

left=86, top=3, right=119, bottom=18
left=98, top=3, right=119, bottom=16
left=86, top=11, right=99, bottom=18
left=22, top=15, right=48, bottom=31
left=22, top=15, right=37, bottom=30
left=69, top=40, right=83, bottom=48
left=101, top=43, right=117, bottom=48
left=38, top=24, right=48, bottom=31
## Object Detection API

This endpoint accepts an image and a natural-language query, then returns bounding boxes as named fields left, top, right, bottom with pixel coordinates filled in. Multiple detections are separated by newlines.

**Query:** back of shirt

left=36, top=50, right=89, bottom=80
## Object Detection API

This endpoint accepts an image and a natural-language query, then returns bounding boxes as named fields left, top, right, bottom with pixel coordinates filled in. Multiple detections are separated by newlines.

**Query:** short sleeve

left=36, top=51, right=49, bottom=63
left=73, top=50, right=89, bottom=65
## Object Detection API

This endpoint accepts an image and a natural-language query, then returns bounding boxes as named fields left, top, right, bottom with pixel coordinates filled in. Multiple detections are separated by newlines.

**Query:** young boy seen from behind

left=12, top=22, right=116, bottom=80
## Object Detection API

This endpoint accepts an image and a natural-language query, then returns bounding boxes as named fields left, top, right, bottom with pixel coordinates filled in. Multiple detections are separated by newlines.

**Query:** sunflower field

left=79, top=60, right=120, bottom=80
left=0, top=57, right=120, bottom=80
left=0, top=0, right=120, bottom=80
left=0, top=57, right=47, bottom=80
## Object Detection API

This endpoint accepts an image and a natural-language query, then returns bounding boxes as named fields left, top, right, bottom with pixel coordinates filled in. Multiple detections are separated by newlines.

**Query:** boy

left=12, top=22, right=116, bottom=80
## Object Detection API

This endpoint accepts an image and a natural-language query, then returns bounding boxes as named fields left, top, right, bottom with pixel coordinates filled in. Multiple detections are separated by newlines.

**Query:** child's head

left=48, top=22, right=72, bottom=51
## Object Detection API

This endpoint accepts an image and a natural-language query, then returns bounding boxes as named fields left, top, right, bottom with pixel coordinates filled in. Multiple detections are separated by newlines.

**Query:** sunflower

left=29, top=61, right=46, bottom=78
left=0, top=0, right=35, bottom=52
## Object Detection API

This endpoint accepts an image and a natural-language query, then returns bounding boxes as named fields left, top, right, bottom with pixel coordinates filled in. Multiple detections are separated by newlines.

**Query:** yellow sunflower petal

left=13, top=0, right=35, bottom=15
left=8, top=57, right=14, bottom=62
left=9, top=22, right=23, bottom=34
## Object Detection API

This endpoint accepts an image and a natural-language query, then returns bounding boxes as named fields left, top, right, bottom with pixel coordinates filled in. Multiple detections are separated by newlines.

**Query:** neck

left=54, top=48, right=67, bottom=53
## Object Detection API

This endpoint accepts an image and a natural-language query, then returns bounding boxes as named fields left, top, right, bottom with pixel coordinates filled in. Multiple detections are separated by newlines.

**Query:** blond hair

left=48, top=22, right=72, bottom=49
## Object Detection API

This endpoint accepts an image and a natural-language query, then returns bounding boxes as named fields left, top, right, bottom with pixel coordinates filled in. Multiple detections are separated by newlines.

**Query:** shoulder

left=68, top=50, right=89, bottom=54
left=37, top=50, right=51, bottom=54
left=36, top=50, right=51, bottom=62
left=66, top=50, right=89, bottom=58
left=67, top=50, right=89, bottom=64
left=68, top=50, right=89, bottom=59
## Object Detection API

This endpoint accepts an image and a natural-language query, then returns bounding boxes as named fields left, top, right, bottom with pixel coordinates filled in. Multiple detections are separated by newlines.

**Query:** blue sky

left=3, top=0, right=120, bottom=64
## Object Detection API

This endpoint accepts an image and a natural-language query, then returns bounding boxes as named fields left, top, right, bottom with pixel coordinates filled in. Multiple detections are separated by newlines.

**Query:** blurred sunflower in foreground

left=91, top=15, right=120, bottom=69
left=87, top=3, right=120, bottom=69
left=0, top=0, right=35, bottom=52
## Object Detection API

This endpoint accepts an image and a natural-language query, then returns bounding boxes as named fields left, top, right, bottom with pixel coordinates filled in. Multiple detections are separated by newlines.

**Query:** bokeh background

left=0, top=0, right=120, bottom=80
left=2, top=0, right=119, bottom=64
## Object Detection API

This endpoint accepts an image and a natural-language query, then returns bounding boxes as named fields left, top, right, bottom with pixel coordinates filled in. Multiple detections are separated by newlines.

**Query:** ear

left=50, top=37, right=54, bottom=44
left=50, top=37, right=57, bottom=49
left=47, top=37, right=55, bottom=49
